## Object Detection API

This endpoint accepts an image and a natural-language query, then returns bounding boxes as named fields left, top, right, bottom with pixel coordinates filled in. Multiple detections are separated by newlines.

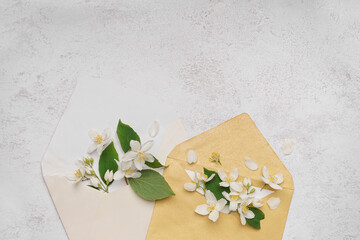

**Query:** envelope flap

left=168, top=113, right=294, bottom=190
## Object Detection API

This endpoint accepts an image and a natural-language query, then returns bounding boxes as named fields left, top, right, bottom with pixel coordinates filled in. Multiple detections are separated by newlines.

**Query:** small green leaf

left=246, top=207, right=265, bottom=229
left=145, top=156, right=167, bottom=168
left=88, top=185, right=100, bottom=191
left=116, top=119, right=141, bottom=153
left=128, top=169, right=175, bottom=201
left=98, top=142, right=119, bottom=185
left=203, top=168, right=230, bottom=201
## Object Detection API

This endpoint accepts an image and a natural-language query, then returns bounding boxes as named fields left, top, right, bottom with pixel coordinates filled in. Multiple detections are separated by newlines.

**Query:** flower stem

left=124, top=177, right=129, bottom=185
left=260, top=184, right=267, bottom=191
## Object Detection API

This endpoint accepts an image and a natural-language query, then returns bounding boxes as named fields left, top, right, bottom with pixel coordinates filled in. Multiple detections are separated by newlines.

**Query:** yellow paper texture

left=147, top=113, right=294, bottom=240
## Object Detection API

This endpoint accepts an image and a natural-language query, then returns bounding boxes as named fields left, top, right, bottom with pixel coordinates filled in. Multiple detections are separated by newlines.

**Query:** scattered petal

left=148, top=121, right=160, bottom=138
left=244, top=157, right=258, bottom=171
left=187, top=150, right=197, bottom=164
left=281, top=139, right=294, bottom=155
left=267, top=197, right=281, bottom=210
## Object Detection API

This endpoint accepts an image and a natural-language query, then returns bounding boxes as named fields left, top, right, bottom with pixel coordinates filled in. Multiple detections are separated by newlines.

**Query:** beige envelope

left=41, top=78, right=189, bottom=240
left=147, top=113, right=294, bottom=240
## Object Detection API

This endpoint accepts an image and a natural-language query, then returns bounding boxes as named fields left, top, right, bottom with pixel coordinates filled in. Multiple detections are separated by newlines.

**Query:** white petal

left=184, top=182, right=197, bottom=191
left=122, top=151, right=137, bottom=161
left=244, top=157, right=258, bottom=171
left=134, top=159, right=144, bottom=170
left=131, top=171, right=141, bottom=178
left=267, top=197, right=281, bottom=210
left=208, top=210, right=219, bottom=222
left=275, top=173, right=284, bottom=184
left=130, top=140, right=141, bottom=152
left=206, top=173, right=215, bottom=182
left=245, top=210, right=255, bottom=219
left=120, top=160, right=132, bottom=170
left=87, top=143, right=98, bottom=154
left=141, top=140, right=154, bottom=152
left=222, top=191, right=230, bottom=201
left=196, top=187, right=205, bottom=195
left=262, top=166, right=269, bottom=178
left=145, top=154, right=155, bottom=163
left=230, top=168, right=238, bottom=180
left=88, top=129, right=98, bottom=139
left=281, top=139, right=294, bottom=155
left=195, top=204, right=210, bottom=215
left=187, top=150, right=197, bottom=164
left=113, top=170, right=124, bottom=180
left=217, top=170, right=227, bottom=181
left=96, top=145, right=104, bottom=155
left=240, top=213, right=246, bottom=225
left=261, top=176, right=270, bottom=184
left=269, top=182, right=282, bottom=190
left=216, top=198, right=227, bottom=211
left=205, top=190, right=217, bottom=202
left=148, top=121, right=159, bottom=138
left=229, top=201, right=238, bottom=211
left=102, top=127, right=111, bottom=139
left=219, top=182, right=229, bottom=187
left=229, top=182, right=241, bottom=192
left=66, top=173, right=77, bottom=181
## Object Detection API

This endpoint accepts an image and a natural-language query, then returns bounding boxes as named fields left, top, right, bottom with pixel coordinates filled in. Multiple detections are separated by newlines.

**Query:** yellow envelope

left=147, top=113, right=294, bottom=240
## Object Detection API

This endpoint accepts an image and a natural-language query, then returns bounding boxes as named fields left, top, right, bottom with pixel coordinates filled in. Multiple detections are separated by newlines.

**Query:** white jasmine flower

left=222, top=191, right=241, bottom=211
left=238, top=201, right=255, bottom=225
left=261, top=166, right=284, bottom=190
left=88, top=128, right=112, bottom=155
left=90, top=177, right=101, bottom=188
left=184, top=172, right=212, bottom=195
left=195, top=190, right=227, bottom=222
left=67, top=160, right=85, bottom=183
left=218, top=168, right=240, bottom=191
left=121, top=140, right=155, bottom=171
left=148, top=121, right=159, bottom=138
left=187, top=150, right=197, bottom=164
left=114, top=164, right=141, bottom=180
left=251, top=198, right=263, bottom=208
left=104, top=170, right=114, bottom=183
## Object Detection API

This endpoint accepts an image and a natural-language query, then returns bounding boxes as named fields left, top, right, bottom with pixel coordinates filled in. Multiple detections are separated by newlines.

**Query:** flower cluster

left=184, top=165, right=284, bottom=228
left=66, top=120, right=170, bottom=198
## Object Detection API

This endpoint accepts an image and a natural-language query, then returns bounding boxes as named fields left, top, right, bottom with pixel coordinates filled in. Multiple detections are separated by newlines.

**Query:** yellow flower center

left=210, top=152, right=220, bottom=161
left=230, top=195, right=239, bottom=201
left=269, top=175, right=278, bottom=183
left=200, top=173, right=208, bottom=179
left=93, top=134, right=103, bottom=143
left=242, top=205, right=248, bottom=214
left=74, top=169, right=82, bottom=178
left=137, top=151, right=147, bottom=161
left=125, top=168, right=133, bottom=175
left=207, top=202, right=216, bottom=212
left=224, top=176, right=234, bottom=183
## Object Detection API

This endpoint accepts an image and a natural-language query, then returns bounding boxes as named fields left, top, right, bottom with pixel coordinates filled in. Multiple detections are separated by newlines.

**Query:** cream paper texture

left=41, top=78, right=188, bottom=240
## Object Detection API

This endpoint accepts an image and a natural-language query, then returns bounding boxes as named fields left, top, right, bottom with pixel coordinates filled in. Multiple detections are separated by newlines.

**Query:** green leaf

left=88, top=185, right=100, bottom=191
left=116, top=119, right=141, bottom=153
left=246, top=207, right=265, bottom=229
left=145, top=156, right=167, bottom=168
left=128, top=169, right=175, bottom=201
left=98, top=142, right=119, bottom=185
left=203, top=168, right=230, bottom=201
left=246, top=218, right=260, bottom=229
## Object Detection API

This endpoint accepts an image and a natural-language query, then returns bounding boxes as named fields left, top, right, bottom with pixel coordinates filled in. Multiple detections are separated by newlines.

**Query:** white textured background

left=1, top=0, right=360, bottom=239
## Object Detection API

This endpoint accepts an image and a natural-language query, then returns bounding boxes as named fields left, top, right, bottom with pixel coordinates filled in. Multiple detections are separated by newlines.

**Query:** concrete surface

left=1, top=0, right=360, bottom=239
